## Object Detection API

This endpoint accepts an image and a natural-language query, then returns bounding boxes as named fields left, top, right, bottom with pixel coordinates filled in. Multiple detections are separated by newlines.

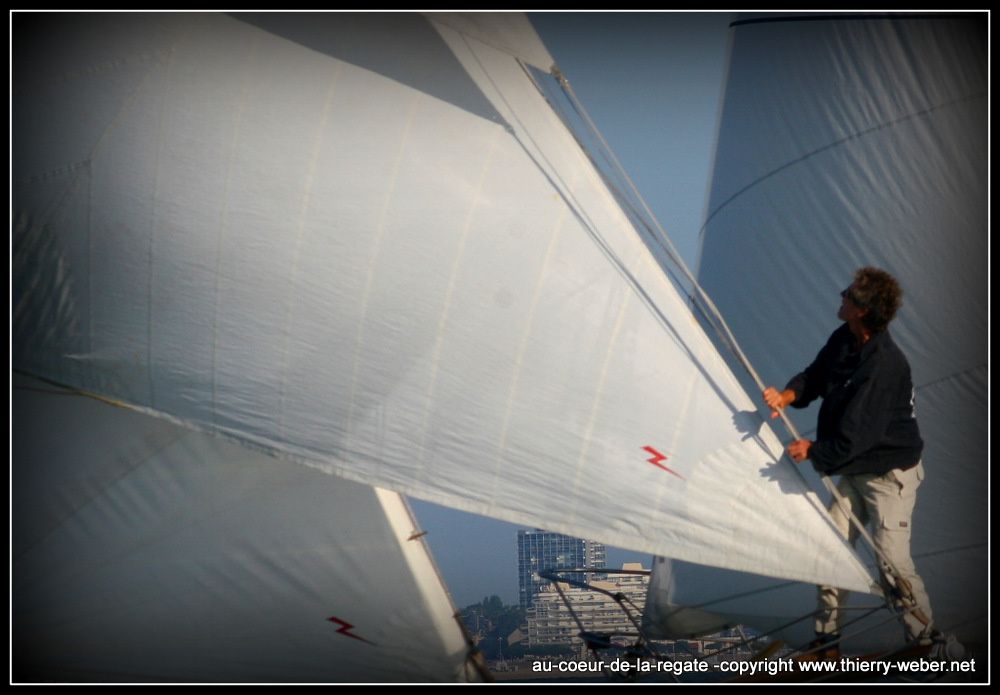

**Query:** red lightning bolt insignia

left=327, top=616, right=375, bottom=645
left=643, top=445, right=684, bottom=480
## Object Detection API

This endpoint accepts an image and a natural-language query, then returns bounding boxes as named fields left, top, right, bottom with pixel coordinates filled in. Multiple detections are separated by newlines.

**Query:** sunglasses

left=840, top=287, right=866, bottom=307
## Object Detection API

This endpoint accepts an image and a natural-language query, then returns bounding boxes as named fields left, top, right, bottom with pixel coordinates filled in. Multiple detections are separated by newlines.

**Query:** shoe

left=799, top=633, right=840, bottom=661
left=917, top=630, right=965, bottom=661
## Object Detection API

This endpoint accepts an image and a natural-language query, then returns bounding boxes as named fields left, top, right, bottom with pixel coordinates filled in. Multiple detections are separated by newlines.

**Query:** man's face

left=838, top=283, right=867, bottom=323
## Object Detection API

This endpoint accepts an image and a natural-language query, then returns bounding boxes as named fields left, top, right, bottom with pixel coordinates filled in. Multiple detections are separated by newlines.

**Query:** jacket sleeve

left=809, top=368, right=898, bottom=474
left=785, top=341, right=831, bottom=408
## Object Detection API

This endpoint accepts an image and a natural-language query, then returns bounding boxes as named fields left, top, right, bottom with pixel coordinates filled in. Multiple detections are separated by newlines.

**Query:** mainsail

left=13, top=12, right=885, bottom=679
left=645, top=12, right=987, bottom=653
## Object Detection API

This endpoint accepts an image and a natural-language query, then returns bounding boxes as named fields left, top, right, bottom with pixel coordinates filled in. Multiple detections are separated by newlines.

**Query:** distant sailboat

left=644, top=12, right=987, bottom=658
left=14, top=11, right=983, bottom=682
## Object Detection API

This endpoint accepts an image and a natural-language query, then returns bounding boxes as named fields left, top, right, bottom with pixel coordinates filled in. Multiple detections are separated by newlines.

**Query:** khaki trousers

left=815, top=462, right=933, bottom=641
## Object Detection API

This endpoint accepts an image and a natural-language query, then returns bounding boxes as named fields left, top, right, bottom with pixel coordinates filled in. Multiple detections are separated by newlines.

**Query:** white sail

left=646, top=12, right=987, bottom=652
left=13, top=374, right=476, bottom=682
left=11, top=378, right=475, bottom=682
left=13, top=12, right=878, bottom=674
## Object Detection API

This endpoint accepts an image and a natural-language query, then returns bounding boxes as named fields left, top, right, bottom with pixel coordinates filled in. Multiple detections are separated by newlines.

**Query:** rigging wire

left=541, top=568, right=680, bottom=682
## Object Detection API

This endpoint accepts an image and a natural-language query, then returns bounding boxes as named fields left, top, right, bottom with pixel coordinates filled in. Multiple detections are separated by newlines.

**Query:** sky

left=409, top=11, right=735, bottom=609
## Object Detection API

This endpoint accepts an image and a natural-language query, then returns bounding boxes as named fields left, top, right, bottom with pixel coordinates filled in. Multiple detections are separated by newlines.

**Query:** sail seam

left=414, top=127, right=503, bottom=484
left=915, top=363, right=987, bottom=393
left=345, top=93, right=422, bottom=439
left=277, top=62, right=344, bottom=445
left=211, top=38, right=259, bottom=428
left=12, top=160, right=90, bottom=188
left=700, top=90, right=986, bottom=234
left=485, top=193, right=571, bottom=516
left=567, top=266, right=634, bottom=526
left=145, top=41, right=181, bottom=412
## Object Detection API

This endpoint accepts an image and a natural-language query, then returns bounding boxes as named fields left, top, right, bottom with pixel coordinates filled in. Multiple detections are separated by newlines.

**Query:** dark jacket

left=785, top=323, right=923, bottom=476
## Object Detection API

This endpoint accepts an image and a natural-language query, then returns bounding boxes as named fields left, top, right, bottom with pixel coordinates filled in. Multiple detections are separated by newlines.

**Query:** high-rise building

left=516, top=530, right=606, bottom=610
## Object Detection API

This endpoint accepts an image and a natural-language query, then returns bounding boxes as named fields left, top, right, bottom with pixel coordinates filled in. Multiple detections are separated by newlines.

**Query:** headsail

left=14, top=9, right=873, bottom=642
left=646, top=12, right=987, bottom=651
left=12, top=375, right=476, bottom=682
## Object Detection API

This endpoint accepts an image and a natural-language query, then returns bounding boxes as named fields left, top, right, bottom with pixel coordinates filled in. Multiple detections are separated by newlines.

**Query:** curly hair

left=850, top=267, right=902, bottom=333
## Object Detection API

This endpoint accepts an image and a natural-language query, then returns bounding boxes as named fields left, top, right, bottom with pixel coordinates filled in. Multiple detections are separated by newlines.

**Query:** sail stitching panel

left=565, top=263, right=635, bottom=527
left=276, top=61, right=345, bottom=446
left=345, top=93, right=423, bottom=442
left=210, top=36, right=262, bottom=428
left=144, top=39, right=182, bottom=413
left=483, top=199, right=572, bottom=517
left=413, top=128, right=504, bottom=485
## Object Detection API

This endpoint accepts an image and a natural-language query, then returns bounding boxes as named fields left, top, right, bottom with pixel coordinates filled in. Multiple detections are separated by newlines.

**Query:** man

left=762, top=267, right=938, bottom=658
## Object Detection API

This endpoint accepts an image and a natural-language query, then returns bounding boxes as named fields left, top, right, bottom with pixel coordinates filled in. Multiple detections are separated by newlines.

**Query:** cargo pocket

left=880, top=507, right=912, bottom=533
left=889, top=461, right=924, bottom=494
left=875, top=505, right=914, bottom=580
left=877, top=483, right=917, bottom=539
